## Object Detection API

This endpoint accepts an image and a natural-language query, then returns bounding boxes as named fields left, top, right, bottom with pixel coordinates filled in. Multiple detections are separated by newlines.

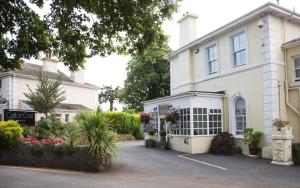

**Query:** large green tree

left=24, top=72, right=66, bottom=116
left=1, top=0, right=179, bottom=71
left=98, top=85, right=120, bottom=111
left=120, top=42, right=171, bottom=111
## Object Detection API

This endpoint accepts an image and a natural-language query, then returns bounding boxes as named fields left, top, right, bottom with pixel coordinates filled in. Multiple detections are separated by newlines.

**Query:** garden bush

left=74, top=110, right=118, bottom=165
left=292, top=143, right=300, bottom=165
left=104, top=111, right=144, bottom=140
left=209, top=132, right=235, bottom=155
left=0, top=120, right=23, bottom=147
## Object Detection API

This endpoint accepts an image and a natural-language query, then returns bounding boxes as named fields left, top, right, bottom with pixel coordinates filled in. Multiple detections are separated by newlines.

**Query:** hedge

left=104, top=112, right=144, bottom=140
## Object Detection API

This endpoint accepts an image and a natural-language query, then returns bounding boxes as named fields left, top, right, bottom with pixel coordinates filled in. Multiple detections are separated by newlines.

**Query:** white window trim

left=229, top=92, right=249, bottom=139
left=191, top=107, right=223, bottom=136
left=228, top=28, right=249, bottom=69
left=292, top=55, right=300, bottom=86
left=204, top=41, right=219, bottom=78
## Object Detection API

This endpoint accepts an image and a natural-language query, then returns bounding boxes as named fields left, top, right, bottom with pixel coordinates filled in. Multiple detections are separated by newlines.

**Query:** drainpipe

left=283, top=49, right=300, bottom=116
left=223, top=93, right=228, bottom=132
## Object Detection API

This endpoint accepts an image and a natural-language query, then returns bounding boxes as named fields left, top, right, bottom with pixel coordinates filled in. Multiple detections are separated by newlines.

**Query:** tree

left=1, top=0, right=180, bottom=71
left=24, top=72, right=66, bottom=116
left=119, top=42, right=171, bottom=111
left=98, top=85, right=120, bottom=111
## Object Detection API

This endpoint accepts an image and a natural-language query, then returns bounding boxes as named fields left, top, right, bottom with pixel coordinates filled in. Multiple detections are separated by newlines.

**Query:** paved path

left=1, top=141, right=300, bottom=188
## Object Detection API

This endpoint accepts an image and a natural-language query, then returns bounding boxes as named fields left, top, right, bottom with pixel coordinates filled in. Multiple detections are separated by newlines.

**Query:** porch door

left=160, top=118, right=166, bottom=142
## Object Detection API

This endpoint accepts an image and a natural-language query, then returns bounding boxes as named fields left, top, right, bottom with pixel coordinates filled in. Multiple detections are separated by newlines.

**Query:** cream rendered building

left=0, top=58, right=99, bottom=123
left=143, top=3, right=300, bottom=157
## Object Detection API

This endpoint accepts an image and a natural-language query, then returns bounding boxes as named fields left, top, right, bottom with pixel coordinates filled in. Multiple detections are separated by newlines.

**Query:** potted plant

left=272, top=119, right=289, bottom=131
left=139, top=112, right=151, bottom=124
left=165, top=107, right=179, bottom=124
left=243, top=128, right=264, bottom=156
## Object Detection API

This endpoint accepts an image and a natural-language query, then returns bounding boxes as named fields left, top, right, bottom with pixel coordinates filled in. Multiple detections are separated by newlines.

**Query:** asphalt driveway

left=1, top=141, right=300, bottom=188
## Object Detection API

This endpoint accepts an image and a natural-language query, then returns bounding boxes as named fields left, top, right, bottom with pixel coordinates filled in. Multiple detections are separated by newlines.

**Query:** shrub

left=145, top=139, right=157, bottom=148
left=35, top=117, right=52, bottom=139
left=104, top=111, right=144, bottom=140
left=74, top=110, right=118, bottom=164
left=0, top=120, right=23, bottom=147
left=292, top=143, right=300, bottom=165
left=209, top=132, right=235, bottom=155
left=34, top=114, right=72, bottom=140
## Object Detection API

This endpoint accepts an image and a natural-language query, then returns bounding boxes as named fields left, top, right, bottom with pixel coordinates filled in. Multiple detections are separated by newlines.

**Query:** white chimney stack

left=41, top=57, right=58, bottom=73
left=177, top=12, right=198, bottom=47
left=70, top=69, right=85, bottom=84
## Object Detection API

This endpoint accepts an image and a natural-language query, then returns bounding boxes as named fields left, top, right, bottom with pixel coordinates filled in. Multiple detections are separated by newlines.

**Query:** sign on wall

left=4, top=109, right=36, bottom=126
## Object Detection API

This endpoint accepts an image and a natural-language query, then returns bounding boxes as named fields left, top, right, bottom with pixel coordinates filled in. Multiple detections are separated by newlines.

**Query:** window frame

left=230, top=94, right=248, bottom=138
left=192, top=107, right=223, bottom=136
left=234, top=98, right=247, bottom=135
left=206, top=44, right=218, bottom=75
left=230, top=31, right=248, bottom=68
left=294, top=57, right=300, bottom=83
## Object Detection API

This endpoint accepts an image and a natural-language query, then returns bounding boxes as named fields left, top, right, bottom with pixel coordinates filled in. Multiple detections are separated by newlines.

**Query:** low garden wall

left=0, top=143, right=111, bottom=172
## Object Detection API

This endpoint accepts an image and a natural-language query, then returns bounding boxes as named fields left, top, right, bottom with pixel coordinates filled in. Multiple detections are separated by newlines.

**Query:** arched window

left=235, top=97, right=246, bottom=135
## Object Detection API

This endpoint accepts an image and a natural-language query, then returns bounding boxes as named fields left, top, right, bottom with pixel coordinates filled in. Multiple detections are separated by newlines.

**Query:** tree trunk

left=109, top=101, right=114, bottom=111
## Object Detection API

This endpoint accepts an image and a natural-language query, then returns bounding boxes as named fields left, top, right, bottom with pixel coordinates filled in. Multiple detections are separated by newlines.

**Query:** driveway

left=1, top=141, right=300, bottom=188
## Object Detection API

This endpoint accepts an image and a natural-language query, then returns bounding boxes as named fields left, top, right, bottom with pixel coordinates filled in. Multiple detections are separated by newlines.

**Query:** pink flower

left=53, top=139, right=63, bottom=143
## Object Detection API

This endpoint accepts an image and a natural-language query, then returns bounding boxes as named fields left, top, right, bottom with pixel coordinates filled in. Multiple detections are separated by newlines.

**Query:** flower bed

left=0, top=137, right=111, bottom=172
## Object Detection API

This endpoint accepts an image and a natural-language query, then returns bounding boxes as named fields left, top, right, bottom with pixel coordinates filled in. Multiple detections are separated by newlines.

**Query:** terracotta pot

left=249, top=147, right=258, bottom=155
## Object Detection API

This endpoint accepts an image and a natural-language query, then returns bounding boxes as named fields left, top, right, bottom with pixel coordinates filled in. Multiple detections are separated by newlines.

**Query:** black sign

left=4, top=109, right=36, bottom=126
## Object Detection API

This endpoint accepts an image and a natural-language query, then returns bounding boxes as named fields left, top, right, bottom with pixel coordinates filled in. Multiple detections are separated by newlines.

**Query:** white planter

left=271, top=127, right=294, bottom=166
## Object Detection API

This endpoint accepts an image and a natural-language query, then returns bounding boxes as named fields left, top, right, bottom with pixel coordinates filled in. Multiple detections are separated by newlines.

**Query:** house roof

left=0, top=63, right=99, bottom=89
left=282, top=38, right=300, bottom=49
left=143, top=91, right=225, bottom=105
left=21, top=100, right=93, bottom=111
left=164, top=2, right=300, bottom=60
left=55, top=103, right=93, bottom=111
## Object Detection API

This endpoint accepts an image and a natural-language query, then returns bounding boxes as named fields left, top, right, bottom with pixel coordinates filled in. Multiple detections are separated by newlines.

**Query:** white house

left=0, top=58, right=99, bottom=123
left=143, top=3, right=300, bottom=157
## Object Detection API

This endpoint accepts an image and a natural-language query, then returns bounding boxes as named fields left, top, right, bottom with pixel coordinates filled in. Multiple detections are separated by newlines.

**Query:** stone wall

left=0, top=143, right=111, bottom=172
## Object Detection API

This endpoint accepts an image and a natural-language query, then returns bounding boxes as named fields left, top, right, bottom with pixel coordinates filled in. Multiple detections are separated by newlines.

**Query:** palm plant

left=74, top=109, right=118, bottom=165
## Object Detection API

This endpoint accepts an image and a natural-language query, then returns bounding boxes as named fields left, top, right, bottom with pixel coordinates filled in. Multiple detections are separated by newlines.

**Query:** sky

left=26, top=0, right=300, bottom=111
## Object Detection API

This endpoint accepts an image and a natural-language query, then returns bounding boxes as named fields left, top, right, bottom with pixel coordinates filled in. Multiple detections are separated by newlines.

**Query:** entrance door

left=160, top=118, right=166, bottom=142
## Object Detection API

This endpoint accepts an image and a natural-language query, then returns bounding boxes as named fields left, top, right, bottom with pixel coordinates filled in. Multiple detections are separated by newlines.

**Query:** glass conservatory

left=143, top=91, right=224, bottom=154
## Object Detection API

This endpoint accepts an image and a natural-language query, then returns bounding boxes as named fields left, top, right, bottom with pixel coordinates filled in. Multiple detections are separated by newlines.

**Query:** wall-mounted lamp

left=257, top=18, right=265, bottom=29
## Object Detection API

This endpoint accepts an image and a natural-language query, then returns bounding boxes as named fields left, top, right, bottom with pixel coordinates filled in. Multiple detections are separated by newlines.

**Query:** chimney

left=41, top=57, right=58, bottom=73
left=177, top=12, right=198, bottom=47
left=70, top=69, right=85, bottom=84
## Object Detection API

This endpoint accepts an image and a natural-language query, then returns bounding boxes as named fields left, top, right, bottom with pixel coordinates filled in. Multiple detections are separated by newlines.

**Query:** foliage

left=209, top=132, right=235, bottom=155
left=119, top=42, right=171, bottom=111
left=1, top=0, right=180, bottom=70
left=24, top=73, right=66, bottom=116
left=74, top=110, right=118, bottom=163
left=233, top=146, right=242, bottom=154
left=272, top=119, right=289, bottom=131
left=34, top=117, right=52, bottom=139
left=117, top=134, right=136, bottom=142
left=243, top=128, right=264, bottom=149
left=104, top=111, right=144, bottom=140
left=148, top=130, right=155, bottom=136
left=139, top=112, right=151, bottom=124
left=99, top=86, right=120, bottom=111
left=123, top=109, right=138, bottom=114
left=0, top=120, right=24, bottom=147
left=165, top=107, right=179, bottom=124
left=22, top=127, right=34, bottom=137
left=145, top=139, right=157, bottom=148
left=292, top=143, right=300, bottom=165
